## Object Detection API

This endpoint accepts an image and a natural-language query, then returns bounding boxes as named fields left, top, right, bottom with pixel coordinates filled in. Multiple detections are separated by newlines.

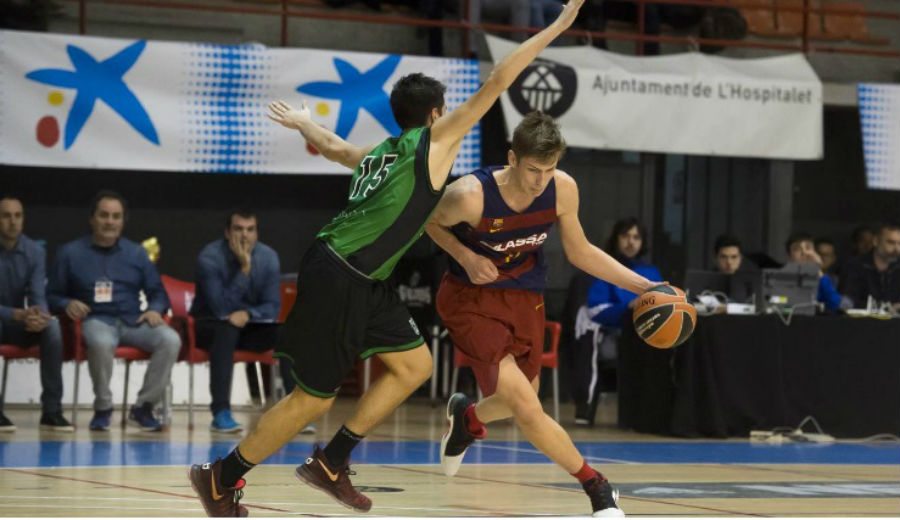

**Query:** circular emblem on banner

left=509, top=59, right=577, bottom=117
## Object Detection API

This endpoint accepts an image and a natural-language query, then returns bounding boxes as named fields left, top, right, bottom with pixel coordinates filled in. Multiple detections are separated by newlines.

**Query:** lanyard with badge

left=94, top=252, right=114, bottom=304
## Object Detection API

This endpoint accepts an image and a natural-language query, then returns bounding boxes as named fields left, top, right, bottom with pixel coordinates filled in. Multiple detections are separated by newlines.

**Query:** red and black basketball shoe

left=584, top=476, right=625, bottom=517
left=295, top=446, right=372, bottom=512
left=440, top=392, right=485, bottom=477
left=188, top=459, right=248, bottom=517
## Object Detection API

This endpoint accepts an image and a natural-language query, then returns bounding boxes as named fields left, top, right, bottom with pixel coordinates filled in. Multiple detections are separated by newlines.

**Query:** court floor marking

left=0, top=467, right=524, bottom=517
left=2, top=504, right=203, bottom=513
left=470, top=443, right=639, bottom=465
left=725, top=463, right=897, bottom=482
left=380, top=464, right=765, bottom=517
left=1, top=468, right=295, bottom=515
left=0, top=494, right=498, bottom=517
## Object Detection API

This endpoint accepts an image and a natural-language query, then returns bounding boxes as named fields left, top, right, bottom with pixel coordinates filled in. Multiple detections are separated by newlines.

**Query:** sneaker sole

left=39, top=424, right=75, bottom=432
left=294, top=464, right=371, bottom=513
left=209, top=425, right=243, bottom=433
left=128, top=417, right=162, bottom=432
left=440, top=396, right=466, bottom=478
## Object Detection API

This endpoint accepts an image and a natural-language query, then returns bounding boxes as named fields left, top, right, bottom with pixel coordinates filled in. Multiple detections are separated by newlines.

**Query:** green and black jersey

left=317, top=127, right=444, bottom=280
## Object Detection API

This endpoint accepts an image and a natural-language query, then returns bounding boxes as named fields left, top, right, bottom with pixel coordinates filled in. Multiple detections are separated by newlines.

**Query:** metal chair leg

left=253, top=362, right=265, bottom=408
left=430, top=325, right=440, bottom=402
left=188, top=363, right=195, bottom=430
left=441, top=330, right=450, bottom=398
left=121, top=360, right=131, bottom=429
left=552, top=367, right=560, bottom=422
left=0, top=358, right=9, bottom=410
left=269, top=363, right=278, bottom=401
left=72, top=361, right=80, bottom=426
left=450, top=366, right=459, bottom=395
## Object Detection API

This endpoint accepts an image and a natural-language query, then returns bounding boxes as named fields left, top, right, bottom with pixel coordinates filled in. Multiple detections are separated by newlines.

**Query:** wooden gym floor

left=0, top=398, right=897, bottom=517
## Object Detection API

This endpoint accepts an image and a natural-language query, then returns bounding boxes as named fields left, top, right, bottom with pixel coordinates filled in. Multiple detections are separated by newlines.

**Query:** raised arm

left=426, top=0, right=585, bottom=188
left=425, top=176, right=498, bottom=285
left=268, top=100, right=374, bottom=170
left=555, top=172, right=656, bottom=295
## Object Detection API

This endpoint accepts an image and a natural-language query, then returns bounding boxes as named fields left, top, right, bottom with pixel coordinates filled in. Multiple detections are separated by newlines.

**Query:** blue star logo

left=297, top=54, right=401, bottom=138
left=25, top=40, right=159, bottom=149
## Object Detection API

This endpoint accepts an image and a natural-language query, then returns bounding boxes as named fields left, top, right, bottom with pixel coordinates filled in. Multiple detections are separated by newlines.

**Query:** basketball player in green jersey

left=189, top=1, right=586, bottom=516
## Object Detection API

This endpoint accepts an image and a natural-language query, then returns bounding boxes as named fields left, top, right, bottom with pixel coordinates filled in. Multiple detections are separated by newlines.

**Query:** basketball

left=633, top=285, right=697, bottom=349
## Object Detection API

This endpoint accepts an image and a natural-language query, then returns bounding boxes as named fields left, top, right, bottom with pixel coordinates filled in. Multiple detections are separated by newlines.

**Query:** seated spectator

left=48, top=191, right=180, bottom=432
left=815, top=237, right=839, bottom=286
left=713, top=234, right=746, bottom=275
left=576, top=1, right=745, bottom=55
left=572, top=217, right=662, bottom=424
left=0, top=196, right=72, bottom=433
left=191, top=210, right=297, bottom=433
left=834, top=224, right=875, bottom=283
left=851, top=225, right=876, bottom=258
left=840, top=222, right=900, bottom=312
left=785, top=232, right=841, bottom=312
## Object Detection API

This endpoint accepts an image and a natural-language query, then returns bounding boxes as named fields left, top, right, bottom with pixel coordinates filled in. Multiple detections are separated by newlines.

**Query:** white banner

left=859, top=83, right=900, bottom=191
left=486, top=35, right=822, bottom=160
left=0, top=30, right=480, bottom=175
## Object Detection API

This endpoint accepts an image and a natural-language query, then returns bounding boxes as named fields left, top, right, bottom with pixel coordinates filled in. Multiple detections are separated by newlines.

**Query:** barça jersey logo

left=489, top=218, right=504, bottom=233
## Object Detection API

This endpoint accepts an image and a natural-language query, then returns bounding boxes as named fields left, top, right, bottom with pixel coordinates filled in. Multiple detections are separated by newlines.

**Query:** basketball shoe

left=440, top=392, right=485, bottom=477
left=295, top=446, right=372, bottom=512
left=188, top=459, right=248, bottom=517
left=584, top=476, right=625, bottom=517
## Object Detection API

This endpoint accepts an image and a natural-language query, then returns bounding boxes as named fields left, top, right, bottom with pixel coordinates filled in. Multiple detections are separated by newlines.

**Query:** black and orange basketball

left=633, top=285, right=697, bottom=349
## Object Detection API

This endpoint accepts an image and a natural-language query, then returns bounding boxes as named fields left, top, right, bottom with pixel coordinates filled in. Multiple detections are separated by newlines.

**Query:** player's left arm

left=268, top=100, right=375, bottom=169
left=556, top=171, right=656, bottom=295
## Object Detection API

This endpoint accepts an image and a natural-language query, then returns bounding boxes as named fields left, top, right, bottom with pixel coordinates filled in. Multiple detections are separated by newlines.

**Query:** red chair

left=64, top=318, right=155, bottom=429
left=278, top=279, right=297, bottom=323
left=161, top=275, right=278, bottom=430
left=0, top=344, right=42, bottom=422
left=450, top=320, right=562, bottom=421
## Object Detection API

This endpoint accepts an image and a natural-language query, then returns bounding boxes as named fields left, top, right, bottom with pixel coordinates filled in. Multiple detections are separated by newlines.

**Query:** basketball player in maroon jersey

left=426, top=112, right=657, bottom=517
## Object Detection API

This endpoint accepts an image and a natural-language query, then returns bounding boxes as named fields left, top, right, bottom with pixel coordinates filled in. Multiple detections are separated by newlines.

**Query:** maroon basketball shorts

left=436, top=274, right=546, bottom=397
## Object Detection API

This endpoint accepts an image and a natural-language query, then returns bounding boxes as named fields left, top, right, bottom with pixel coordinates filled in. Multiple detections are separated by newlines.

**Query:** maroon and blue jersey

left=447, top=166, right=557, bottom=293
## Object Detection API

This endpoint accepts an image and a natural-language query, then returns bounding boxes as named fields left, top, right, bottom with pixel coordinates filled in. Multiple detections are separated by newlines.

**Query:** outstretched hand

left=267, top=100, right=311, bottom=130
left=554, top=0, right=586, bottom=30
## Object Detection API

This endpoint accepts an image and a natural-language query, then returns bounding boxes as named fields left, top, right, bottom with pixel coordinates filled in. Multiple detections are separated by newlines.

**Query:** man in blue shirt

left=47, top=191, right=180, bottom=432
left=0, top=196, right=72, bottom=432
left=574, top=218, right=663, bottom=425
left=786, top=232, right=843, bottom=312
left=191, top=210, right=290, bottom=433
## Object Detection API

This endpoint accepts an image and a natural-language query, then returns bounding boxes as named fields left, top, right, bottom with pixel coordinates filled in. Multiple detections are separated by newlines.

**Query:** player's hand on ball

left=267, top=100, right=311, bottom=130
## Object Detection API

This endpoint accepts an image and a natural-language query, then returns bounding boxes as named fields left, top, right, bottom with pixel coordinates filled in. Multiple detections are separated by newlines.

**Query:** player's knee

left=393, top=360, right=431, bottom=386
left=385, top=347, right=432, bottom=385
left=411, top=356, right=433, bottom=385
left=287, top=387, right=333, bottom=414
